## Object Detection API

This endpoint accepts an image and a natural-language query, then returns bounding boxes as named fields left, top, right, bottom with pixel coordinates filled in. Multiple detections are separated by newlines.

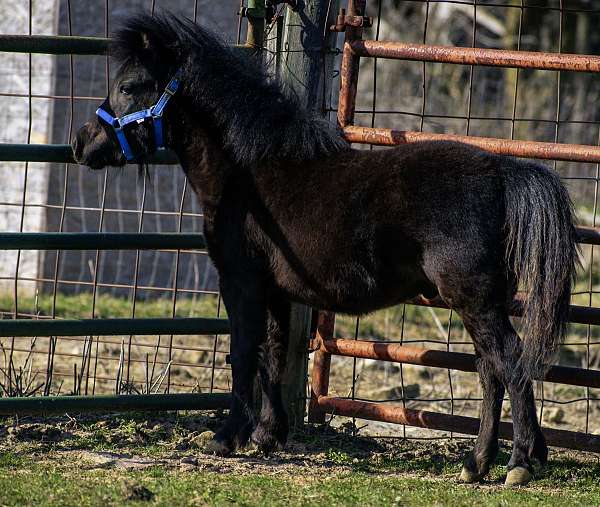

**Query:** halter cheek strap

left=95, top=69, right=182, bottom=162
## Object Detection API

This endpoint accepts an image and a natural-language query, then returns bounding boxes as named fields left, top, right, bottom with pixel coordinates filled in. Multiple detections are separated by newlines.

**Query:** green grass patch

left=0, top=292, right=224, bottom=320
left=1, top=462, right=600, bottom=506
left=0, top=450, right=30, bottom=469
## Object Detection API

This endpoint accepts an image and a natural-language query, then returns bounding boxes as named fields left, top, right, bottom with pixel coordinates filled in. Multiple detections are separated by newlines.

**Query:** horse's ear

left=131, top=30, right=171, bottom=66
left=140, top=32, right=152, bottom=49
left=112, top=24, right=177, bottom=72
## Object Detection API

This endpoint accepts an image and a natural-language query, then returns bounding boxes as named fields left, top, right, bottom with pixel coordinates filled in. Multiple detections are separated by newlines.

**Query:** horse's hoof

left=191, top=430, right=215, bottom=449
left=505, top=466, right=532, bottom=487
left=459, top=465, right=485, bottom=483
left=204, top=437, right=232, bottom=457
left=251, top=425, right=286, bottom=456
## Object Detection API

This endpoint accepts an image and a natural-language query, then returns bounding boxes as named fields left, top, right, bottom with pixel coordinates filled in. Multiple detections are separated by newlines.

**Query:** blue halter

left=96, top=69, right=182, bottom=161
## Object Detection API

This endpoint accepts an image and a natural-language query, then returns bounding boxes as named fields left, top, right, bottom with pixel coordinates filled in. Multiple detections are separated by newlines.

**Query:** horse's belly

left=271, top=256, right=431, bottom=314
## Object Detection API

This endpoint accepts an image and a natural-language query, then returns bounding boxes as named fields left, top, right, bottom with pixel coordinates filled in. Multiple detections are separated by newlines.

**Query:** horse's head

left=73, top=12, right=349, bottom=171
left=72, top=16, right=182, bottom=169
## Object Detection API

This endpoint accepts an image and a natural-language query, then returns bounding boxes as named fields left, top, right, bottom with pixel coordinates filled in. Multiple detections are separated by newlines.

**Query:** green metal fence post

left=245, top=0, right=266, bottom=48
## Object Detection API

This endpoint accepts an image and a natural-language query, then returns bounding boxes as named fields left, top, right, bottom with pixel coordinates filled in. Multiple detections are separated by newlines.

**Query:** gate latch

left=330, top=8, right=373, bottom=32
left=239, top=0, right=298, bottom=23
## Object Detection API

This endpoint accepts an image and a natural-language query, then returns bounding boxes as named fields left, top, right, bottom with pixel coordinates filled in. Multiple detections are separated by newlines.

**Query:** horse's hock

left=1, top=0, right=600, bottom=455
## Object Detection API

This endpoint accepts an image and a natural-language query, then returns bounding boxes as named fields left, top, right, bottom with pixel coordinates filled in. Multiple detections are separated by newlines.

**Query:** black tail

left=502, top=160, right=578, bottom=382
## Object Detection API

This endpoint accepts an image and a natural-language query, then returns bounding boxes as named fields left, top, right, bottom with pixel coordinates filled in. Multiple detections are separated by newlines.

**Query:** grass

left=0, top=292, right=223, bottom=320
left=1, top=414, right=600, bottom=506
left=1, top=452, right=600, bottom=506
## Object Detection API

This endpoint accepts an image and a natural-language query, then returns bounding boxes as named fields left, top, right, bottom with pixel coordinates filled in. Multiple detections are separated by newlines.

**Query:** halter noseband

left=95, top=69, right=182, bottom=161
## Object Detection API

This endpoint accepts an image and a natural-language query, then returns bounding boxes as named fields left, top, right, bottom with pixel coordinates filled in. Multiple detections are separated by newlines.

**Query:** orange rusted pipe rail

left=308, top=311, right=336, bottom=423
left=349, top=40, right=600, bottom=73
left=343, top=125, right=600, bottom=164
left=317, top=338, right=600, bottom=388
left=337, top=1, right=366, bottom=128
left=408, top=294, right=600, bottom=327
left=317, top=396, right=600, bottom=453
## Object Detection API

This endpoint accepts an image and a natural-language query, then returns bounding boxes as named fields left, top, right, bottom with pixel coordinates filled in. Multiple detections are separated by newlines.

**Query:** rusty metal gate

left=308, top=0, right=600, bottom=452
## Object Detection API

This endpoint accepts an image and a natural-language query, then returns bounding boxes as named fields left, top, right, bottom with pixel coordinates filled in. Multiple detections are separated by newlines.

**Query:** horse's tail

left=502, top=160, right=578, bottom=383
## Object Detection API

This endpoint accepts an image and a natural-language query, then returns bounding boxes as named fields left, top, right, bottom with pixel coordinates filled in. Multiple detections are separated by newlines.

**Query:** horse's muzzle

left=71, top=121, right=125, bottom=169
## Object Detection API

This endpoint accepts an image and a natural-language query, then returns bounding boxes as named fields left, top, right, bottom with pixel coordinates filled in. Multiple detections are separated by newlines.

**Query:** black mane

left=112, top=12, right=350, bottom=167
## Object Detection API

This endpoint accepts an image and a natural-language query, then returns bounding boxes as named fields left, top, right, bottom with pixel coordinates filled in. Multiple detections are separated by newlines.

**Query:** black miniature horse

left=73, top=13, right=578, bottom=486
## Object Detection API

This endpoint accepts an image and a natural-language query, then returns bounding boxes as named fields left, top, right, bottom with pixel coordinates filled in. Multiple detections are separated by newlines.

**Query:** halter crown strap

left=95, top=69, right=182, bottom=161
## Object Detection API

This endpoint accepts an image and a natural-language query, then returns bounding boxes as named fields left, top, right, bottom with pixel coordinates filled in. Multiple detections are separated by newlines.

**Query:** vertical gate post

left=308, top=311, right=335, bottom=423
left=278, top=0, right=342, bottom=429
left=245, top=0, right=266, bottom=48
left=337, top=0, right=366, bottom=128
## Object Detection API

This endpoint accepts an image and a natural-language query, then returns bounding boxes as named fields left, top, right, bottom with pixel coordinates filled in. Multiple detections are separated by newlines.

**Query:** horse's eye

left=119, top=85, right=131, bottom=96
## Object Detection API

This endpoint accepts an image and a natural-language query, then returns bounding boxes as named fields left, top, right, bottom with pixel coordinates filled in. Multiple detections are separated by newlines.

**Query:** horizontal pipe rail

left=0, top=392, right=231, bottom=415
left=7, top=133, right=600, bottom=168
left=350, top=40, right=600, bottom=73
left=0, top=34, right=254, bottom=57
left=318, top=338, right=600, bottom=388
left=577, top=226, right=600, bottom=245
left=409, top=294, right=600, bottom=327
left=0, top=34, right=110, bottom=55
left=0, top=143, right=179, bottom=164
left=0, top=317, right=229, bottom=337
left=344, top=126, right=600, bottom=164
left=0, top=232, right=206, bottom=250
left=317, top=396, right=600, bottom=453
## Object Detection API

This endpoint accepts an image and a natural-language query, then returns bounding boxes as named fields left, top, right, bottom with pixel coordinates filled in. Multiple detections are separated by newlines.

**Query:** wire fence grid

left=0, top=0, right=247, bottom=399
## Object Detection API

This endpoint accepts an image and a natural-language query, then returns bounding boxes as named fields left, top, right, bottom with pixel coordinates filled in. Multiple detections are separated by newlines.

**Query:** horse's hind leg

left=251, top=296, right=290, bottom=454
left=457, top=308, right=507, bottom=483
left=460, top=354, right=504, bottom=483
left=502, top=329, right=547, bottom=486
left=460, top=308, right=546, bottom=486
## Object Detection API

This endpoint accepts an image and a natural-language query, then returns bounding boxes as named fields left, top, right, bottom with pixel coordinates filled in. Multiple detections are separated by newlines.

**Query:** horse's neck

left=175, top=129, right=232, bottom=213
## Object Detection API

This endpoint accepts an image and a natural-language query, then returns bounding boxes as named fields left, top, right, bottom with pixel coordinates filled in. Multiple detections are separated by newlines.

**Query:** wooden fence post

left=277, top=0, right=342, bottom=429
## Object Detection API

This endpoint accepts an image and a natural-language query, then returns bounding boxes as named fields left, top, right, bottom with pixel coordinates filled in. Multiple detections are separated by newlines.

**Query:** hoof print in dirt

left=122, top=482, right=154, bottom=502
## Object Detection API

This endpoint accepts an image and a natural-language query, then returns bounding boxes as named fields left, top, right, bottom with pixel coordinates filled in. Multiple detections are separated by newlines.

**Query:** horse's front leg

left=206, top=278, right=266, bottom=456
left=252, top=295, right=290, bottom=454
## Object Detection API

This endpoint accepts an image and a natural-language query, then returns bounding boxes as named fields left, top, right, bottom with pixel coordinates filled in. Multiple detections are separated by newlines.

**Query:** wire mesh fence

left=315, top=0, right=600, bottom=441
left=0, top=0, right=246, bottom=399
left=3, top=0, right=600, bottom=448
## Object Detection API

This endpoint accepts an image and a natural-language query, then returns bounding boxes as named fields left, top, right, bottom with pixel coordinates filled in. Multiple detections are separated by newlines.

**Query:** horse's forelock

left=110, top=12, right=188, bottom=68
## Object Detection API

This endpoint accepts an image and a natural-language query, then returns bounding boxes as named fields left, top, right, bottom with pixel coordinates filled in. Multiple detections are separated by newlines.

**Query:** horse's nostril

left=72, top=135, right=83, bottom=161
left=71, top=137, right=78, bottom=154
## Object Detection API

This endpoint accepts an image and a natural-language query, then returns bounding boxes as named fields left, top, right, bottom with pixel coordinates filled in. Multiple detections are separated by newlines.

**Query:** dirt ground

left=0, top=410, right=595, bottom=476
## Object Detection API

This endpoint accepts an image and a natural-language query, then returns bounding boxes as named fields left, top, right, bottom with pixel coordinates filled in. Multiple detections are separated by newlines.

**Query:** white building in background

left=0, top=1, right=57, bottom=295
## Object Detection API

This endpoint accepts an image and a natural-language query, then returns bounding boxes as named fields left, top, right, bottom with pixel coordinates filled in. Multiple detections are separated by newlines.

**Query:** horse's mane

left=112, top=12, right=350, bottom=167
